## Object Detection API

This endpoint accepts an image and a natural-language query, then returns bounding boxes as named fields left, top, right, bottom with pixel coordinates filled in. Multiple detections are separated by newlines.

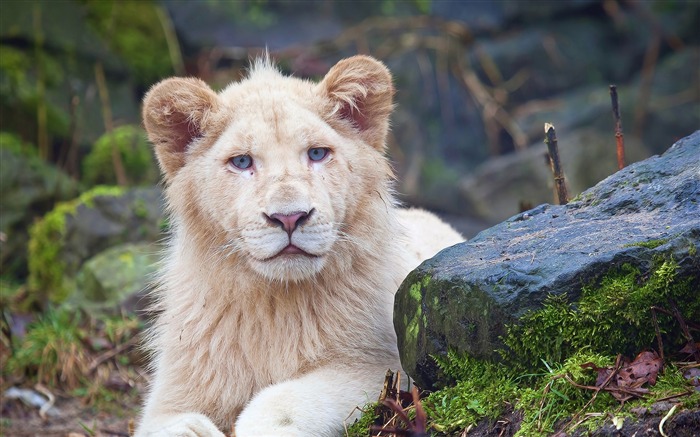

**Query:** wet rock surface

left=394, top=130, right=700, bottom=389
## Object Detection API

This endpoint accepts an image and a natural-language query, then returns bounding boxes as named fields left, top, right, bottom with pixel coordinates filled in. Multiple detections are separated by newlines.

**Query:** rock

left=638, top=47, right=700, bottom=155
left=394, top=130, right=700, bottom=389
left=71, top=243, right=159, bottom=315
left=458, top=126, right=651, bottom=223
left=0, top=133, right=78, bottom=279
left=462, top=46, right=700, bottom=224
left=28, top=186, right=165, bottom=304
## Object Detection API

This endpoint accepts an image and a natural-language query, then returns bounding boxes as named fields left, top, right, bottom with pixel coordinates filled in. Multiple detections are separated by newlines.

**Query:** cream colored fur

left=137, top=55, right=463, bottom=437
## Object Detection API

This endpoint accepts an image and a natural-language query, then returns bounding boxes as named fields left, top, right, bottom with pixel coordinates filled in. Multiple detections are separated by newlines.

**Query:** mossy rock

left=0, top=132, right=78, bottom=280
left=395, top=130, right=700, bottom=389
left=83, top=125, right=159, bottom=187
left=72, top=242, right=159, bottom=314
left=27, top=186, right=165, bottom=305
left=384, top=132, right=700, bottom=437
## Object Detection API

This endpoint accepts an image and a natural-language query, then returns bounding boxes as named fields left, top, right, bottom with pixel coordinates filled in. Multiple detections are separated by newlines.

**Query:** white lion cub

left=137, top=55, right=463, bottom=436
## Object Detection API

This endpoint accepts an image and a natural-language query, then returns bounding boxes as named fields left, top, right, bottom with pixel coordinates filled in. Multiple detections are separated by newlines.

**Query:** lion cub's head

left=143, top=56, right=395, bottom=282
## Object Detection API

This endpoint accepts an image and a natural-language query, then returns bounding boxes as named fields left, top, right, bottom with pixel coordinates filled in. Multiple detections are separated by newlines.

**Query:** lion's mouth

left=268, top=244, right=318, bottom=259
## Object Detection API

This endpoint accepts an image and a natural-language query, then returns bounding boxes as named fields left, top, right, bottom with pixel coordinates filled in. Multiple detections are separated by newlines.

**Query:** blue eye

left=308, top=147, right=329, bottom=162
left=230, top=155, right=253, bottom=170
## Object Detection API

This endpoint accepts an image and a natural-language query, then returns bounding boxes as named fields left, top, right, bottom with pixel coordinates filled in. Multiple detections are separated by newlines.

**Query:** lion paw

left=137, top=413, right=225, bottom=437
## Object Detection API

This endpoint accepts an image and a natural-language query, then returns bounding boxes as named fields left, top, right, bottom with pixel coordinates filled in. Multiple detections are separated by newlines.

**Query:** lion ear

left=142, top=77, right=220, bottom=179
left=318, top=56, right=394, bottom=151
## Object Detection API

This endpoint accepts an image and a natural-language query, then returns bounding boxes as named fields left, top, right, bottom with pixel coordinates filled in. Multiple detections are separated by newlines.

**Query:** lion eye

left=229, top=155, right=253, bottom=170
left=308, top=147, right=329, bottom=162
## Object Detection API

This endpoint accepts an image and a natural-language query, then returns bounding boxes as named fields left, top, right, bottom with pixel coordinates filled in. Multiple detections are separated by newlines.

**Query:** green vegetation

left=82, top=125, right=158, bottom=187
left=27, top=186, right=125, bottom=305
left=503, top=259, right=696, bottom=371
left=6, top=307, right=88, bottom=388
left=4, top=305, right=143, bottom=407
left=423, top=353, right=518, bottom=432
left=345, top=403, right=381, bottom=436
left=515, top=353, right=618, bottom=436
left=351, top=257, right=700, bottom=436
left=623, top=238, right=670, bottom=249
left=83, top=0, right=174, bottom=86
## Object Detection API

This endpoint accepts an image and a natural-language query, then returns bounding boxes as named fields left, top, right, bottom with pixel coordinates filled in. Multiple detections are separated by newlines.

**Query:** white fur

left=136, top=56, right=463, bottom=436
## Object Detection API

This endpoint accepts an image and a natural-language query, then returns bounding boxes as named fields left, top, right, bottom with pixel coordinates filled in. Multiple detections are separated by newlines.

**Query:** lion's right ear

left=142, top=77, right=220, bottom=179
left=317, top=56, right=394, bottom=151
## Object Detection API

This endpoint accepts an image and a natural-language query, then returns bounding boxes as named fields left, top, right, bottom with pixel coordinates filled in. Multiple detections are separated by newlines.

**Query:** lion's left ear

left=317, top=56, right=394, bottom=151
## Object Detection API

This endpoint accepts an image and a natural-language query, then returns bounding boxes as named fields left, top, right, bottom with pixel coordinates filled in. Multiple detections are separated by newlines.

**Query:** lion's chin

left=249, top=252, right=326, bottom=283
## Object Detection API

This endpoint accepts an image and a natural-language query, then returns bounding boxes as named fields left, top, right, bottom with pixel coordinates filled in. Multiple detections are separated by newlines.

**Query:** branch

left=544, top=123, right=568, bottom=205
left=609, top=85, right=626, bottom=170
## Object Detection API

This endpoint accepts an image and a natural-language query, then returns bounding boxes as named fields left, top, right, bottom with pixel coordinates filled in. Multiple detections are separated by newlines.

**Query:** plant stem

left=609, top=85, right=626, bottom=170
left=544, top=123, right=568, bottom=205
left=33, top=3, right=48, bottom=161
left=94, top=62, right=128, bottom=186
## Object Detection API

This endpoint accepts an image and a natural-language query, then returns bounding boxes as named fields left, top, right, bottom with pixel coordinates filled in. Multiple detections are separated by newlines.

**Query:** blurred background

left=0, top=0, right=698, bottom=434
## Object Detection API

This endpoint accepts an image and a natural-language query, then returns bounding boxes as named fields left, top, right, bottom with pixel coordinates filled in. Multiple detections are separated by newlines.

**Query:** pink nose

left=265, top=210, right=311, bottom=235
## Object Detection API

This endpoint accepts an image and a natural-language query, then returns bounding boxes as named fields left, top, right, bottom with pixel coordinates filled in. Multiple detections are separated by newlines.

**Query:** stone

left=27, top=186, right=165, bottom=304
left=71, top=243, right=159, bottom=315
left=461, top=47, right=700, bottom=224
left=458, top=126, right=651, bottom=223
left=394, top=130, right=700, bottom=389
left=0, top=134, right=78, bottom=279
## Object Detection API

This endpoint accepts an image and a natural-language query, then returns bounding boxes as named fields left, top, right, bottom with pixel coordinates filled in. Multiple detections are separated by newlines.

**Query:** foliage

left=5, top=307, right=88, bottom=388
left=0, top=131, right=34, bottom=157
left=515, top=353, right=617, bottom=436
left=623, top=238, right=670, bottom=249
left=345, top=402, right=381, bottom=437
left=4, top=306, right=143, bottom=405
left=27, top=186, right=125, bottom=305
left=81, top=0, right=173, bottom=86
left=502, top=259, right=698, bottom=371
left=350, top=258, right=700, bottom=436
left=644, top=365, right=700, bottom=410
left=82, top=125, right=158, bottom=187
left=423, top=351, right=518, bottom=432
left=0, top=44, right=70, bottom=144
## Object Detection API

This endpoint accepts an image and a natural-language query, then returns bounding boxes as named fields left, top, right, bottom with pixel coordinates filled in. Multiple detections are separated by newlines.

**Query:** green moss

left=622, top=238, right=670, bottom=249
left=83, top=125, right=158, bottom=187
left=502, top=259, right=697, bottom=371
left=351, top=257, right=699, bottom=436
left=424, top=351, right=518, bottom=432
left=83, top=1, right=173, bottom=85
left=28, top=186, right=125, bottom=304
left=515, top=352, right=618, bottom=436
left=345, top=402, right=381, bottom=437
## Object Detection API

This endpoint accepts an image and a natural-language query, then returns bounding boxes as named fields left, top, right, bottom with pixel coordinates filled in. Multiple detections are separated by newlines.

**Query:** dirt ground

left=1, top=388, right=141, bottom=437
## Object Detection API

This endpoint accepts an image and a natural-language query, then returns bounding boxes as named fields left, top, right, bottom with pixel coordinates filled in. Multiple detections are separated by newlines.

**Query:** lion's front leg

left=135, top=371, right=227, bottom=437
left=235, top=365, right=388, bottom=437
left=135, top=412, right=226, bottom=437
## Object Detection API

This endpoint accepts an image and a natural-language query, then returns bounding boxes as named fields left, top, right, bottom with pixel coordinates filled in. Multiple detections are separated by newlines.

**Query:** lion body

left=137, top=56, right=463, bottom=436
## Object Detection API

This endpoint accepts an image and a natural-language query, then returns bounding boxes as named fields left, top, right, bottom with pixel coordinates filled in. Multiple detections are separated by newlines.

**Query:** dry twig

left=544, top=123, right=568, bottom=205
left=88, top=335, right=139, bottom=373
left=94, top=62, right=128, bottom=186
left=609, top=85, right=626, bottom=170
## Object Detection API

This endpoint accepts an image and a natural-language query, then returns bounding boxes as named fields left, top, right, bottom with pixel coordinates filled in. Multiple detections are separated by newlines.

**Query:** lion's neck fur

left=147, top=185, right=406, bottom=427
